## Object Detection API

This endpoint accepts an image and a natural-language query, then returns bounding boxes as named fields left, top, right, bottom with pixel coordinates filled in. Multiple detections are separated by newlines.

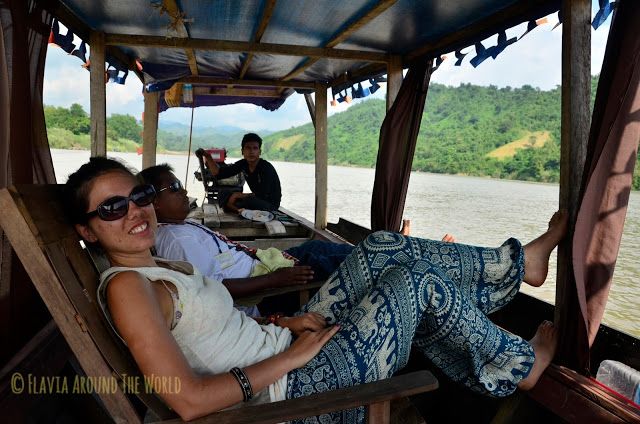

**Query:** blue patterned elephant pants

left=287, top=232, right=535, bottom=423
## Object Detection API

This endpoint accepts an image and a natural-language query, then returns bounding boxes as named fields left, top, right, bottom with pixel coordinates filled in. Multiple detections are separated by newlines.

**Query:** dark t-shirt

left=217, top=158, right=282, bottom=208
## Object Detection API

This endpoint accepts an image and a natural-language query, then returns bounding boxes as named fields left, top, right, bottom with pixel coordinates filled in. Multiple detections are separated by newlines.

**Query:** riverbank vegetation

left=44, top=75, right=640, bottom=188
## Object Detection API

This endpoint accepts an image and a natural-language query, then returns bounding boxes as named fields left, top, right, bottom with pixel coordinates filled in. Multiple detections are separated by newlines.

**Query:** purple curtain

left=371, top=60, right=432, bottom=231
left=561, top=0, right=640, bottom=370
left=0, top=0, right=55, bottom=363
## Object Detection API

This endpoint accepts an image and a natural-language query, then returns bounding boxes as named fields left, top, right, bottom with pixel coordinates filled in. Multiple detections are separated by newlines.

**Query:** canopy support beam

left=555, top=0, right=591, bottom=367
left=281, top=0, right=398, bottom=82
left=304, top=93, right=316, bottom=128
left=161, top=0, right=198, bottom=76
left=90, top=31, right=106, bottom=157
left=314, top=83, right=328, bottom=230
left=142, top=91, right=159, bottom=169
left=238, top=0, right=277, bottom=79
left=180, top=76, right=314, bottom=89
left=105, top=34, right=390, bottom=63
left=386, top=55, right=402, bottom=110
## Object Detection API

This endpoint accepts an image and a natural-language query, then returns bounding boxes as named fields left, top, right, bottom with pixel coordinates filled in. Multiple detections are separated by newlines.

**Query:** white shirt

left=99, top=263, right=291, bottom=404
left=155, top=220, right=260, bottom=316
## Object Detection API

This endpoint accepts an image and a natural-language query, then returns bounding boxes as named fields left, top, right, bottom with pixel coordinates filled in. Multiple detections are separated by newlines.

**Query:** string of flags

left=329, top=2, right=615, bottom=107
left=48, top=18, right=134, bottom=85
left=441, top=2, right=616, bottom=72
left=330, top=76, right=385, bottom=106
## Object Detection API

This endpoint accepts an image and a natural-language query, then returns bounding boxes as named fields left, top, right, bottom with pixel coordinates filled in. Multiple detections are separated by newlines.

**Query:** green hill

left=262, top=82, right=566, bottom=183
left=262, top=75, right=640, bottom=188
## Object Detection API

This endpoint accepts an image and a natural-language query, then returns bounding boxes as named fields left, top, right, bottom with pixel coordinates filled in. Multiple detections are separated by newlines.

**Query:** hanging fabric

left=559, top=0, right=640, bottom=371
left=1, top=0, right=56, bottom=364
left=370, top=60, right=433, bottom=232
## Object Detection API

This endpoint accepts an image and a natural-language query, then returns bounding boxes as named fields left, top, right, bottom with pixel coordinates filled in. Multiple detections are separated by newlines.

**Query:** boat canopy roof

left=52, top=0, right=560, bottom=111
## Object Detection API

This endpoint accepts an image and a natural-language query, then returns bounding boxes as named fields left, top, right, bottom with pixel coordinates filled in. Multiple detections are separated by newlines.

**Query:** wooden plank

left=314, top=82, right=328, bottom=230
left=161, top=0, right=198, bottom=75
left=215, top=226, right=309, bottom=240
left=238, top=0, right=277, bottom=79
left=242, top=237, right=310, bottom=250
left=0, top=321, right=72, bottom=422
left=368, top=399, right=391, bottom=424
left=0, top=188, right=141, bottom=423
left=195, top=87, right=281, bottom=97
left=386, top=55, right=402, bottom=111
left=0, top=321, right=68, bottom=381
left=143, top=91, right=159, bottom=169
left=527, top=365, right=640, bottom=423
left=304, top=93, right=316, bottom=128
left=90, top=31, right=107, bottom=157
left=328, top=63, right=386, bottom=89
left=279, top=207, right=347, bottom=244
left=554, top=0, right=591, bottom=366
left=105, top=33, right=390, bottom=62
left=326, top=218, right=372, bottom=245
left=180, top=76, right=315, bottom=89
left=281, top=0, right=397, bottom=81
left=159, top=370, right=437, bottom=424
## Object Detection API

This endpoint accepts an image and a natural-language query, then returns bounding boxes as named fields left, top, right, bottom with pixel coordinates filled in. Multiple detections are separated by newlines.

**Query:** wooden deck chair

left=0, top=184, right=438, bottom=424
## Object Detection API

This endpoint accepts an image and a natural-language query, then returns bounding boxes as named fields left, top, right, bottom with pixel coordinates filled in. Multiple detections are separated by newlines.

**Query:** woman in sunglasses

left=65, top=157, right=565, bottom=422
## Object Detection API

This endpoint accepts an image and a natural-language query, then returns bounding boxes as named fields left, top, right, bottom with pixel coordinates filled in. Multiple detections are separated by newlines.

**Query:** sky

left=43, top=2, right=612, bottom=133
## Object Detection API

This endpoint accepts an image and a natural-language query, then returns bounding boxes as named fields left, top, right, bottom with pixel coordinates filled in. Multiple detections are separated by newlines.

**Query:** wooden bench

left=0, top=184, right=438, bottom=423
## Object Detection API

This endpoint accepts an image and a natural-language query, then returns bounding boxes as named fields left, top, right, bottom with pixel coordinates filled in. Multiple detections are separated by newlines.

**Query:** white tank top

left=97, top=260, right=292, bottom=404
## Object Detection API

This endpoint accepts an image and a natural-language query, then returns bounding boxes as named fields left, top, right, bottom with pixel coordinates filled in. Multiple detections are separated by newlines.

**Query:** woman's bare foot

left=518, top=321, right=557, bottom=391
left=522, top=210, right=568, bottom=287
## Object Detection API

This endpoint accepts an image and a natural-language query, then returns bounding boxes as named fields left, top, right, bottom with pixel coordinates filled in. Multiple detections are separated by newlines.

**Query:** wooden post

left=386, top=55, right=403, bottom=111
left=142, top=91, right=159, bottom=169
left=555, top=0, right=591, bottom=360
left=368, top=400, right=391, bottom=424
left=89, top=31, right=107, bottom=157
left=314, top=82, right=328, bottom=230
left=304, top=93, right=316, bottom=128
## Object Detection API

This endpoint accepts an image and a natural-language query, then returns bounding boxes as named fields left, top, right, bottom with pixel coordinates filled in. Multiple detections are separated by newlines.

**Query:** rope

left=184, top=107, right=194, bottom=190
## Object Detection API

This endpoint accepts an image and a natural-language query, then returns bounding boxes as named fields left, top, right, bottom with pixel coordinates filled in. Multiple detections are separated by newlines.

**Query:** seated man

left=138, top=164, right=354, bottom=316
left=197, top=132, right=281, bottom=212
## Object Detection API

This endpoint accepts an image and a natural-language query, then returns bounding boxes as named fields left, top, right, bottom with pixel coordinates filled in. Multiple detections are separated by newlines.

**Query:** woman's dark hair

left=64, top=157, right=135, bottom=224
left=137, top=163, right=174, bottom=190
left=241, top=133, right=262, bottom=149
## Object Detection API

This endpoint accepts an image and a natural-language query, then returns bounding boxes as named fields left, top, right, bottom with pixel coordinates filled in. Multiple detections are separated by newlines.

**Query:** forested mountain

left=262, top=76, right=603, bottom=185
left=44, top=75, right=640, bottom=188
left=44, top=105, right=260, bottom=153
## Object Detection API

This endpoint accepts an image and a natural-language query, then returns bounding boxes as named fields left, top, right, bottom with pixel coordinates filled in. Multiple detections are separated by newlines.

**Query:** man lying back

left=138, top=164, right=354, bottom=316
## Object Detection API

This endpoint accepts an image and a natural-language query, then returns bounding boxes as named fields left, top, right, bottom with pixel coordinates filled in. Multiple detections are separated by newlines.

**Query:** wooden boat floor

left=187, top=203, right=312, bottom=241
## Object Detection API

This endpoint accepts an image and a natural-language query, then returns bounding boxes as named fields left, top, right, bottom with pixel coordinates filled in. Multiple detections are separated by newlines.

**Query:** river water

left=51, top=149, right=640, bottom=338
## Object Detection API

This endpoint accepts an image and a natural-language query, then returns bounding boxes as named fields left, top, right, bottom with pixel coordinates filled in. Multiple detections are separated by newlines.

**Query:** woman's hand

left=276, top=312, right=326, bottom=335
left=284, top=325, right=341, bottom=369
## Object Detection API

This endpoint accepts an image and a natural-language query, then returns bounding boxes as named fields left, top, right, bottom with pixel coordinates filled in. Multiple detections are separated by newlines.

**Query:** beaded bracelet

left=230, top=367, right=253, bottom=402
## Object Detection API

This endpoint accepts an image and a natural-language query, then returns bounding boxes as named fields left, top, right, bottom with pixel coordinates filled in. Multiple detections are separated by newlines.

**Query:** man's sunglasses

left=85, top=184, right=156, bottom=221
left=157, top=180, right=183, bottom=193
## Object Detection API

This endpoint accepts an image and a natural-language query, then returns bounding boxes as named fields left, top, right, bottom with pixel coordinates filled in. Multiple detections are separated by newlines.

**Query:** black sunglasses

left=157, top=180, right=183, bottom=193
left=85, top=184, right=157, bottom=221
